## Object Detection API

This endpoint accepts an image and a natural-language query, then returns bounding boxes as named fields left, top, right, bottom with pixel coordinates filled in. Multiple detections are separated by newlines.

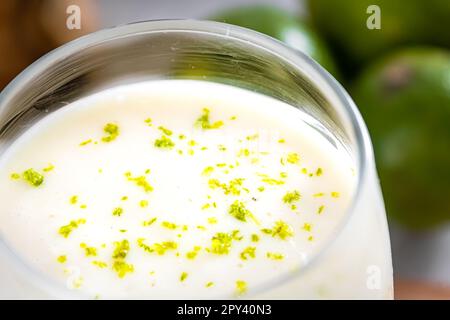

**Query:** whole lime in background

left=307, top=0, right=450, bottom=72
left=211, top=5, right=338, bottom=77
left=352, top=48, right=450, bottom=229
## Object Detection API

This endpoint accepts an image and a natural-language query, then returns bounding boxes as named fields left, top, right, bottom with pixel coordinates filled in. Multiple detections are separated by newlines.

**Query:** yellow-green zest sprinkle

left=202, top=166, right=214, bottom=176
left=92, top=261, right=108, bottom=268
left=43, top=164, right=55, bottom=172
left=180, top=272, right=188, bottom=282
left=125, top=172, right=154, bottom=193
left=208, top=230, right=242, bottom=255
left=266, top=252, right=284, bottom=260
left=261, top=220, right=294, bottom=240
left=58, top=219, right=86, bottom=238
left=142, top=217, right=157, bottom=226
left=317, top=205, right=325, bottom=214
left=161, top=221, right=177, bottom=230
left=282, top=190, right=301, bottom=204
left=137, top=239, right=178, bottom=255
left=10, top=173, right=20, bottom=180
left=113, top=207, right=123, bottom=217
left=70, top=195, right=78, bottom=205
left=209, top=178, right=246, bottom=196
left=22, top=168, right=44, bottom=187
left=313, top=192, right=324, bottom=198
left=195, top=108, right=224, bottom=130
left=206, top=281, right=214, bottom=288
left=79, top=139, right=93, bottom=146
left=286, top=153, right=300, bottom=164
left=157, top=126, right=173, bottom=136
left=237, top=148, right=250, bottom=157
left=240, top=246, right=256, bottom=260
left=331, top=192, right=340, bottom=198
left=101, top=123, right=119, bottom=142
left=112, top=239, right=134, bottom=278
left=257, top=173, right=284, bottom=185
left=316, top=168, right=323, bottom=176
left=154, top=135, right=175, bottom=149
left=139, top=200, right=149, bottom=208
left=228, top=200, right=257, bottom=223
left=251, top=234, right=260, bottom=242
left=80, top=243, right=97, bottom=256
left=57, top=255, right=67, bottom=263
left=235, top=280, right=247, bottom=295
left=302, top=223, right=312, bottom=232
left=207, top=217, right=217, bottom=224
left=186, top=246, right=202, bottom=260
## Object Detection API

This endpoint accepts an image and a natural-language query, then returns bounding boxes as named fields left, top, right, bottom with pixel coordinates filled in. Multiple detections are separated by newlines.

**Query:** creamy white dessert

left=0, top=80, right=365, bottom=299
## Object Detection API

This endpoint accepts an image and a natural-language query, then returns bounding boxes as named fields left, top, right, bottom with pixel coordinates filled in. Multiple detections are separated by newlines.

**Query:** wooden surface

left=395, top=279, right=450, bottom=300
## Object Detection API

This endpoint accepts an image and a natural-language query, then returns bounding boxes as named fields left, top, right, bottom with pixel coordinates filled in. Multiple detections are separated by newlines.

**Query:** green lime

left=352, top=48, right=450, bottom=229
left=307, top=0, right=450, bottom=70
left=211, top=5, right=338, bottom=77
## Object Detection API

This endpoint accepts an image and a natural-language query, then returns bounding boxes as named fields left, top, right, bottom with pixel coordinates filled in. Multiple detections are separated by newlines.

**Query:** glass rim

left=0, top=19, right=374, bottom=298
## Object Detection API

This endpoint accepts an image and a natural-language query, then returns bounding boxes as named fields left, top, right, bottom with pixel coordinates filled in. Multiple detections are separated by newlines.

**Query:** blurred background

left=1, top=0, right=450, bottom=299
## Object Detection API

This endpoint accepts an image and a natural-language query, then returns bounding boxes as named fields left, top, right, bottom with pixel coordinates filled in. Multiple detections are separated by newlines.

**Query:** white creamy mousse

left=0, top=80, right=355, bottom=299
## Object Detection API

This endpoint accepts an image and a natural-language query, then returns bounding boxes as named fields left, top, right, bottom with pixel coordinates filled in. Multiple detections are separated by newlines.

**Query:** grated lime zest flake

left=235, top=280, right=247, bottom=296
left=58, top=219, right=86, bottom=238
left=261, top=220, right=294, bottom=240
left=331, top=192, right=340, bottom=198
left=142, top=217, right=157, bottom=226
left=195, top=108, right=224, bottom=130
left=266, top=252, right=284, bottom=260
left=154, top=135, right=175, bottom=149
left=139, top=200, right=149, bottom=208
left=282, top=190, right=301, bottom=204
left=112, top=239, right=134, bottom=278
left=70, top=195, right=78, bottom=205
left=22, top=168, right=44, bottom=187
left=180, top=272, right=188, bottom=282
left=125, top=172, right=153, bottom=193
left=208, top=178, right=246, bottom=196
left=302, top=223, right=312, bottom=232
left=92, top=261, right=108, bottom=268
left=251, top=234, right=260, bottom=242
left=186, top=246, right=202, bottom=260
left=101, top=123, right=119, bottom=142
left=240, top=246, right=256, bottom=260
left=79, top=139, right=93, bottom=146
left=316, top=168, right=323, bottom=176
left=207, top=230, right=242, bottom=255
left=228, top=200, right=258, bottom=223
left=202, top=166, right=214, bottom=176
left=43, top=164, right=55, bottom=172
left=286, top=152, right=300, bottom=164
left=257, top=173, right=284, bottom=186
left=80, top=243, right=97, bottom=256
left=137, top=238, right=178, bottom=255
left=10, top=173, right=20, bottom=180
left=112, top=207, right=123, bottom=217
left=161, top=221, right=178, bottom=230
left=158, top=126, right=173, bottom=136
